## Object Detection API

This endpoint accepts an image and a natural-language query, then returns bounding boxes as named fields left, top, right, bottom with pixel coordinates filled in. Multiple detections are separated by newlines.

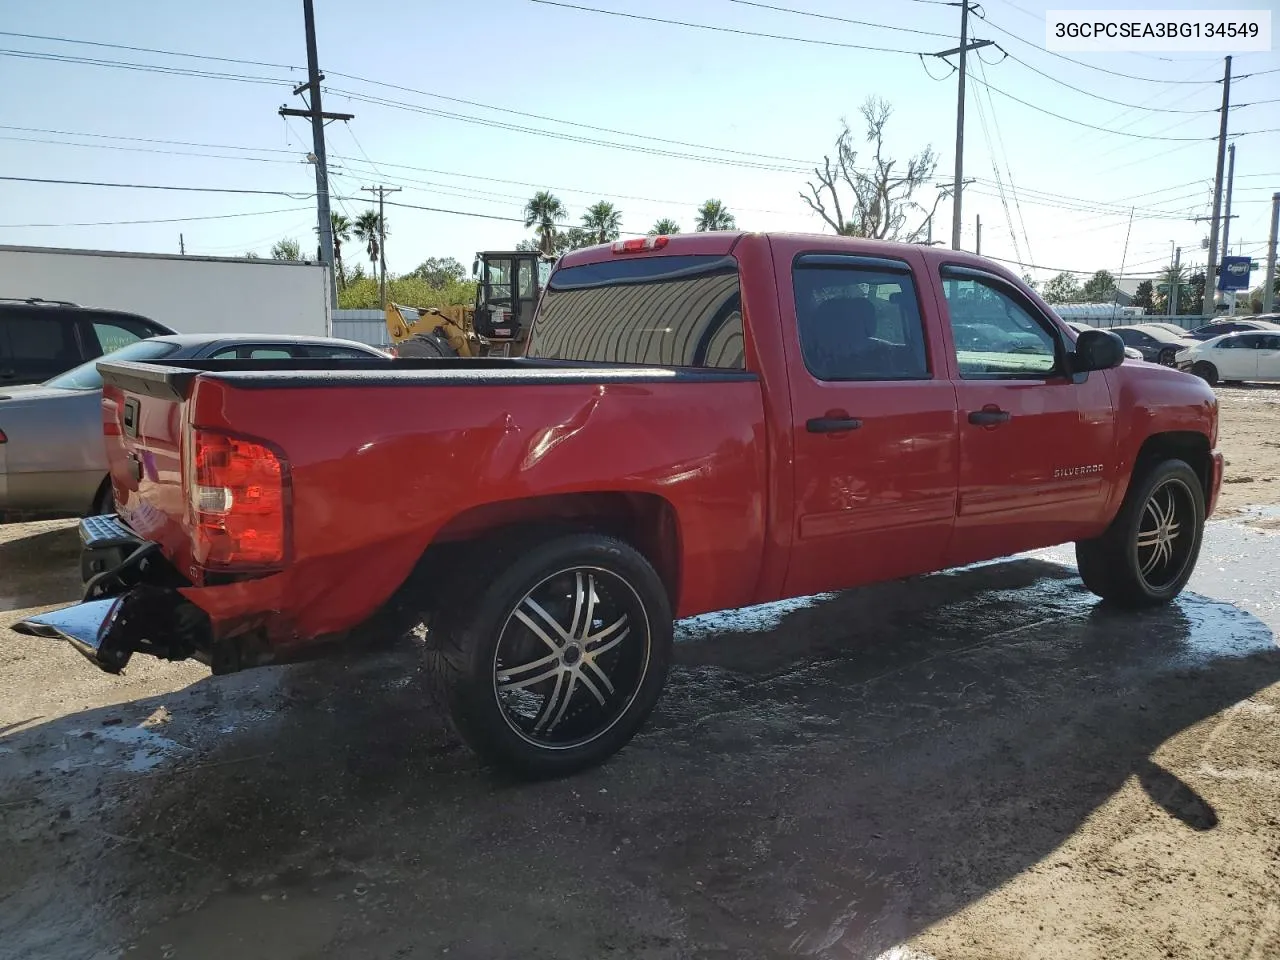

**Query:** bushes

left=338, top=276, right=476, bottom=310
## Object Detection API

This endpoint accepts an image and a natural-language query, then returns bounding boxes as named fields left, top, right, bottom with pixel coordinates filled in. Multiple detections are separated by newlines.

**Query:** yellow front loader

left=384, top=302, right=480, bottom=357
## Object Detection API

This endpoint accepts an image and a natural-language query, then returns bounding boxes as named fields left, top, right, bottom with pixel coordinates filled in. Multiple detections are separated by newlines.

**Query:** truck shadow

left=0, top=523, right=81, bottom=612
left=2, top=554, right=1277, bottom=959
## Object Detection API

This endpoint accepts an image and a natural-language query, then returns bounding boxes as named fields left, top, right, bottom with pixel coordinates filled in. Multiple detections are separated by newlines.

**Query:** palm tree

left=524, top=190, right=567, bottom=256
left=581, top=201, right=622, bottom=245
left=353, top=210, right=385, bottom=281
left=649, top=218, right=682, bottom=236
left=330, top=213, right=352, bottom=288
left=695, top=199, right=736, bottom=232
left=1156, top=264, right=1188, bottom=313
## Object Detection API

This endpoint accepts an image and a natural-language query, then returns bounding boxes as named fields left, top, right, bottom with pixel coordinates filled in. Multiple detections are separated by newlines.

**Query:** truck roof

left=555, top=231, right=1022, bottom=284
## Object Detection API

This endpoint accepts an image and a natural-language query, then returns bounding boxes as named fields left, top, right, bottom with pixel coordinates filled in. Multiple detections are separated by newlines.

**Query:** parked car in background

left=1138, top=321, right=1193, bottom=337
left=0, top=334, right=388, bottom=519
left=1185, top=317, right=1280, bottom=341
left=1064, top=322, right=1143, bottom=360
left=1176, top=330, right=1280, bottom=385
left=0, top=298, right=175, bottom=387
left=1107, top=324, right=1196, bottom=366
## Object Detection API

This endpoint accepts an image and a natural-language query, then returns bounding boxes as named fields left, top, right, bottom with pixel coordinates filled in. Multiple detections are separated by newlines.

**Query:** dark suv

left=0, top=299, right=175, bottom=387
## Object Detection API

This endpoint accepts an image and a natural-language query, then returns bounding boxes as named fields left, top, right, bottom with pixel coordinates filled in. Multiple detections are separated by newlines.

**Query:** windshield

left=44, top=339, right=180, bottom=390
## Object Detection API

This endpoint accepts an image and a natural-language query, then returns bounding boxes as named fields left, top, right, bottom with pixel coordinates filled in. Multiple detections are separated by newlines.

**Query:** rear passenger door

left=1211, top=334, right=1260, bottom=381
left=781, top=252, right=960, bottom=598
left=1256, top=334, right=1280, bottom=381
left=0, top=310, right=82, bottom=385
left=938, top=266, right=1118, bottom=564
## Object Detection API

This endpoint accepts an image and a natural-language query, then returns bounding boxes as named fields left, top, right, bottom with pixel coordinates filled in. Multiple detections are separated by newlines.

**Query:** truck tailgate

left=100, top=361, right=197, bottom=577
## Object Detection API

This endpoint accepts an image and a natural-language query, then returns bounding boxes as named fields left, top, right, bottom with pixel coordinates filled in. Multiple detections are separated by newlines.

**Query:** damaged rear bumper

left=13, top=515, right=209, bottom=674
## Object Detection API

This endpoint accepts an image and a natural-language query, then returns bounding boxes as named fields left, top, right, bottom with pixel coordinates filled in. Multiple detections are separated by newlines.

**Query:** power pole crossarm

left=932, top=1, right=993, bottom=252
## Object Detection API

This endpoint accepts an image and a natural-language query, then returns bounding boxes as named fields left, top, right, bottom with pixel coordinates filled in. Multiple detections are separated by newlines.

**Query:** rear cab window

left=527, top=254, right=744, bottom=368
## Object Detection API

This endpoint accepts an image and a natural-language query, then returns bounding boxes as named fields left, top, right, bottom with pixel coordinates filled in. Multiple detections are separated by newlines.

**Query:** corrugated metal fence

left=332, top=309, right=391, bottom=347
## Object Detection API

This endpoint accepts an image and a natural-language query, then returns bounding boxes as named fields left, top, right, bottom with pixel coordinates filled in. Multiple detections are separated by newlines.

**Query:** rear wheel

left=1191, top=361, right=1218, bottom=386
left=425, top=533, right=673, bottom=778
left=1158, top=348, right=1177, bottom=366
left=90, top=477, right=115, bottom=517
left=1076, top=458, right=1204, bottom=607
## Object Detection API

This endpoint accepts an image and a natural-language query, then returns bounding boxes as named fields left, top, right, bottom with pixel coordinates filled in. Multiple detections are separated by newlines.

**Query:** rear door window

left=528, top=255, right=744, bottom=368
left=0, top=312, right=81, bottom=384
left=791, top=257, right=930, bottom=381
left=84, top=314, right=160, bottom=356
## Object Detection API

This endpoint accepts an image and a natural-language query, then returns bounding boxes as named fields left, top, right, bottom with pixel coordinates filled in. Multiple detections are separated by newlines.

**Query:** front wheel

left=425, top=533, right=673, bottom=778
left=1158, top=348, right=1177, bottom=366
left=1075, top=458, right=1205, bottom=607
left=1192, top=361, right=1218, bottom=386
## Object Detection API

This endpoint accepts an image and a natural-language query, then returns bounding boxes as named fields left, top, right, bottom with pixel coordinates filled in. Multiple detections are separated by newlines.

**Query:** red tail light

left=0, top=428, right=7, bottom=443
left=612, top=235, right=669, bottom=254
left=190, top=429, right=288, bottom=568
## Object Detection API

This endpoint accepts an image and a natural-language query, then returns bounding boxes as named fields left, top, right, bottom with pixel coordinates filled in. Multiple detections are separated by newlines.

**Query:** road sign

left=1218, top=256, right=1253, bottom=291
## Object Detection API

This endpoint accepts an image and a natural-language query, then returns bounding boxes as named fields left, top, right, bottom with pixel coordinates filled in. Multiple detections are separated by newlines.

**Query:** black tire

left=1191, top=361, right=1218, bottom=386
left=425, top=532, right=673, bottom=779
left=1158, top=348, right=1176, bottom=366
left=397, top=331, right=458, bottom=358
left=1075, top=458, right=1205, bottom=607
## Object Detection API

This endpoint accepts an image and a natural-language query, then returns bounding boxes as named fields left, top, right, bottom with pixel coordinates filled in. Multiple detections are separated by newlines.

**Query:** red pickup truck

left=18, top=232, right=1222, bottom=778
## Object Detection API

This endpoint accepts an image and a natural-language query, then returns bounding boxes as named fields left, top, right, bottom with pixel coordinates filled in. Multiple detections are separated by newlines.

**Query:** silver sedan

left=0, top=334, right=388, bottom=519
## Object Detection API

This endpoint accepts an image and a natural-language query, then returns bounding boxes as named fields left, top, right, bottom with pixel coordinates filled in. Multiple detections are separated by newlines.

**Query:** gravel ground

left=0, top=385, right=1277, bottom=960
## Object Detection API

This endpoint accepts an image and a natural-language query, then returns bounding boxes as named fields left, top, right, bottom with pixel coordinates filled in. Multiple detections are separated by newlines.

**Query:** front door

left=1213, top=333, right=1262, bottom=381
left=937, top=266, right=1118, bottom=566
left=782, top=251, right=960, bottom=598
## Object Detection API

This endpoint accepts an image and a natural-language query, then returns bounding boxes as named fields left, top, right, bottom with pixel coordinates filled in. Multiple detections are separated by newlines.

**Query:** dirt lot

left=1, top=386, right=1278, bottom=960
left=1214, top=385, right=1280, bottom=531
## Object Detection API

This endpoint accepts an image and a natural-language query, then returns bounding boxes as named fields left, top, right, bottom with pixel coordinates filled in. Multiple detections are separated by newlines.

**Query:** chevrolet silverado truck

left=17, top=233, right=1223, bottom=778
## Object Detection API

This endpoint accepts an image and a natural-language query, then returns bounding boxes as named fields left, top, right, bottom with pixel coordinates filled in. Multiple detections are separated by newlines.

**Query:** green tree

left=338, top=273, right=477, bottom=311
left=524, top=190, right=567, bottom=256
left=1041, top=272, right=1082, bottom=304
left=243, top=251, right=261, bottom=260
left=330, top=213, right=352, bottom=289
left=800, top=97, right=941, bottom=241
left=695, top=199, right=736, bottom=232
left=353, top=210, right=386, bottom=281
left=410, top=256, right=467, bottom=288
left=650, top=218, right=682, bottom=235
left=1020, top=273, right=1038, bottom=292
left=1133, top=280, right=1154, bottom=312
left=270, top=238, right=301, bottom=261
left=1185, top=272, right=1206, bottom=315
left=1081, top=270, right=1117, bottom=302
left=581, top=201, right=623, bottom=245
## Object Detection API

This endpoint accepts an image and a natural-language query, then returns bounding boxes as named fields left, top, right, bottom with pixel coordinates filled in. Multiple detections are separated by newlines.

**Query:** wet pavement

left=1, top=519, right=1278, bottom=959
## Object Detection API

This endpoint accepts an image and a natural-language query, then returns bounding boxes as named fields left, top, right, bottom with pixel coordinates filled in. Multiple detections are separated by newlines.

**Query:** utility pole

left=279, top=0, right=354, bottom=311
left=1221, top=144, right=1238, bottom=315
left=1168, top=245, right=1181, bottom=318
left=932, top=3, right=993, bottom=251
left=1264, top=192, right=1279, bottom=315
left=975, top=214, right=981, bottom=255
left=179, top=233, right=185, bottom=256
left=361, top=185, right=401, bottom=309
left=1203, top=55, right=1232, bottom=316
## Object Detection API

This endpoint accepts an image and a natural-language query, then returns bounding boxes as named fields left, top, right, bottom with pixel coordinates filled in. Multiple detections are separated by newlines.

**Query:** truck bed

left=98, top=356, right=768, bottom=648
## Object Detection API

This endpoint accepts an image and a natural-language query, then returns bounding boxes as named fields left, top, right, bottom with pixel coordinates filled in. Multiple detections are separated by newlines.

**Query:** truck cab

left=471, top=251, right=551, bottom=347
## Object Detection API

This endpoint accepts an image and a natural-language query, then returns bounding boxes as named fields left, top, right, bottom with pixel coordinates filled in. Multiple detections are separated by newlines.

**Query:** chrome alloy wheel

left=1135, top=477, right=1196, bottom=592
left=493, top=567, right=651, bottom=749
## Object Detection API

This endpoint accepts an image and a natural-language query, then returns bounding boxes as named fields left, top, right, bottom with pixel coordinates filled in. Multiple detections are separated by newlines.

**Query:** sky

left=2, top=0, right=1278, bottom=289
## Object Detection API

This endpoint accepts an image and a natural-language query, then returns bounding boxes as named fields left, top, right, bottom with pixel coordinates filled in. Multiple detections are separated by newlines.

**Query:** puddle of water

left=676, top=593, right=839, bottom=642
left=56, top=722, right=190, bottom=774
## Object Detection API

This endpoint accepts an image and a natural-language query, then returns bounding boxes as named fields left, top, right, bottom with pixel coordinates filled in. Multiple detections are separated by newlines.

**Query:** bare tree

left=800, top=97, right=942, bottom=243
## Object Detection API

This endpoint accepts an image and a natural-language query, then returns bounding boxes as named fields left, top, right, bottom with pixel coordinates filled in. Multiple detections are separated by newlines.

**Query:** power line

left=0, top=175, right=314, bottom=197
left=0, top=49, right=290, bottom=87
left=0, top=133, right=306, bottom=166
left=723, top=0, right=952, bottom=39
left=0, top=30, right=300, bottom=71
left=0, top=206, right=311, bottom=229
left=524, top=0, right=930, bottom=54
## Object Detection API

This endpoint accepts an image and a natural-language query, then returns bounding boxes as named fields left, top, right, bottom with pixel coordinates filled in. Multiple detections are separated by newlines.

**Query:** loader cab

left=472, top=251, right=548, bottom=344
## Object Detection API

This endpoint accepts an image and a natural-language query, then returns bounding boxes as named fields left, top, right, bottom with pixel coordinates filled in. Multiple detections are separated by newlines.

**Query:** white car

left=1175, top=330, right=1280, bottom=385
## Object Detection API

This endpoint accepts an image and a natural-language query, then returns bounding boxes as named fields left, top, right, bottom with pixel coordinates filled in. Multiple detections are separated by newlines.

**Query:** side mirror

left=1072, top=328, right=1126, bottom=373
left=472, top=259, right=480, bottom=278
